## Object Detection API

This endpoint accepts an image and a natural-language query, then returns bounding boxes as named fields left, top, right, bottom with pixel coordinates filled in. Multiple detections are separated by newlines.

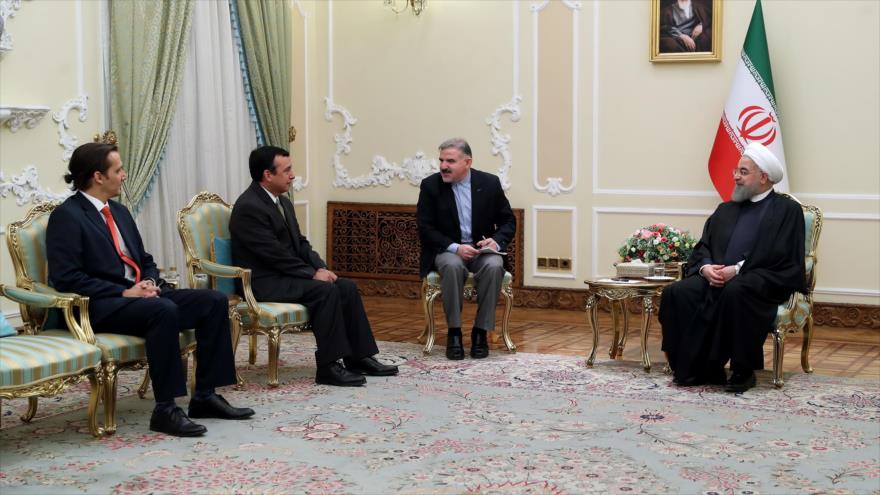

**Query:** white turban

left=742, top=142, right=783, bottom=184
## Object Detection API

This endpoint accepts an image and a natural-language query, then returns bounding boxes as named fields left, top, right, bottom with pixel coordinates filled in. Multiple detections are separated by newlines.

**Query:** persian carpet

left=1, top=334, right=878, bottom=495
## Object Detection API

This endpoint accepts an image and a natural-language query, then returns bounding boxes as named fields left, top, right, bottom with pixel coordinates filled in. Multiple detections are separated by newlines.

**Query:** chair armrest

left=193, top=260, right=270, bottom=322
left=0, top=284, right=96, bottom=344
left=197, top=259, right=248, bottom=279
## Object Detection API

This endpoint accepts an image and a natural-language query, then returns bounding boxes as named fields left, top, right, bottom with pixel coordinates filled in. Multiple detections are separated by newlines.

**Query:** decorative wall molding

left=0, top=165, right=72, bottom=205
left=593, top=188, right=880, bottom=202
left=291, top=0, right=310, bottom=192
left=532, top=205, right=577, bottom=279
left=52, top=95, right=89, bottom=162
left=0, top=105, right=50, bottom=131
left=324, top=0, right=518, bottom=189
left=293, top=199, right=309, bottom=238
left=531, top=0, right=581, bottom=196
left=0, top=0, right=24, bottom=54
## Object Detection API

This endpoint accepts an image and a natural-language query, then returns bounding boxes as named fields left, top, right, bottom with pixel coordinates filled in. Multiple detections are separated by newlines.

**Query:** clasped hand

left=701, top=264, right=737, bottom=287
left=122, top=279, right=161, bottom=298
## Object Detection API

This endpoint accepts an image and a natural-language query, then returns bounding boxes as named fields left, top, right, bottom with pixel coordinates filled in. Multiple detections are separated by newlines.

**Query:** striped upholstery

left=775, top=295, right=812, bottom=330
left=13, top=214, right=51, bottom=287
left=42, top=329, right=196, bottom=362
left=238, top=302, right=309, bottom=327
left=425, top=270, right=513, bottom=288
left=0, top=335, right=101, bottom=388
left=804, top=210, right=815, bottom=256
left=182, top=202, right=232, bottom=261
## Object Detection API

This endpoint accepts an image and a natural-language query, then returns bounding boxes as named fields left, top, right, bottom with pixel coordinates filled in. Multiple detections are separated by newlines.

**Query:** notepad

left=478, top=247, right=507, bottom=256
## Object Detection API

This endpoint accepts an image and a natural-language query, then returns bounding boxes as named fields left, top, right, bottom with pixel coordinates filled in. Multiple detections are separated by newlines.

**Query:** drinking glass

left=653, top=264, right=666, bottom=278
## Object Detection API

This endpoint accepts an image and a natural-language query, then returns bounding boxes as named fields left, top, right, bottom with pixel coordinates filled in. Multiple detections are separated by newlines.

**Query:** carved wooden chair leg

left=417, top=282, right=429, bottom=344
left=188, top=353, right=197, bottom=396
left=249, top=334, right=258, bottom=365
left=801, top=314, right=815, bottom=374
left=772, top=329, right=785, bottom=388
left=103, top=363, right=120, bottom=435
left=422, top=289, right=441, bottom=355
left=137, top=369, right=151, bottom=399
left=500, top=286, right=516, bottom=353
left=86, top=372, right=104, bottom=437
left=21, top=397, right=38, bottom=423
left=267, top=329, right=281, bottom=388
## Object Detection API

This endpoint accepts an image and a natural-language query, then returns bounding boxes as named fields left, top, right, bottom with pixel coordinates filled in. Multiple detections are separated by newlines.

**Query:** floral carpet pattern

left=1, top=333, right=878, bottom=494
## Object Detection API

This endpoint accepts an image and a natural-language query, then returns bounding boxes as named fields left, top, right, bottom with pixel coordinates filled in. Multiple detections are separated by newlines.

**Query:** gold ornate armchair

left=771, top=194, right=823, bottom=387
left=0, top=285, right=104, bottom=436
left=418, top=271, right=516, bottom=355
left=5, top=202, right=195, bottom=434
left=177, top=191, right=310, bottom=387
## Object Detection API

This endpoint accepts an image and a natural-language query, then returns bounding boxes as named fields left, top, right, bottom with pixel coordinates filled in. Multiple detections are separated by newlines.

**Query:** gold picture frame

left=650, top=0, right=722, bottom=62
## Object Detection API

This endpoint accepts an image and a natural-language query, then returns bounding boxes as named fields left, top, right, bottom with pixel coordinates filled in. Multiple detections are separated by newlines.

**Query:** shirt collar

left=260, top=185, right=279, bottom=204
left=750, top=188, right=773, bottom=203
left=78, top=190, right=108, bottom=211
left=453, top=171, right=472, bottom=188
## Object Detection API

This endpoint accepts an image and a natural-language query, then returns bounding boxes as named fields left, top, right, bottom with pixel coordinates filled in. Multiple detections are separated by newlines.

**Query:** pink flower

left=640, top=230, right=652, bottom=239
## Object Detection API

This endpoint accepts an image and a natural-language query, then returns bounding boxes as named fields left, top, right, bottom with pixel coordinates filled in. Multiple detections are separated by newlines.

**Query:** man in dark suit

left=416, top=138, right=516, bottom=360
left=228, top=146, right=398, bottom=387
left=659, top=142, right=805, bottom=393
left=47, top=142, right=254, bottom=437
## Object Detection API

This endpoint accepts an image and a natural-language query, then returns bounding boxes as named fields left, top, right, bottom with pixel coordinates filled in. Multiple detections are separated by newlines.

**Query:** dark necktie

left=276, top=200, right=286, bottom=221
left=100, top=206, right=141, bottom=282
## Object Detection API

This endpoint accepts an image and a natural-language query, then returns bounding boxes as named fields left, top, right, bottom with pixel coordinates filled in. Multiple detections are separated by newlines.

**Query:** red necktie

left=100, top=206, right=141, bottom=283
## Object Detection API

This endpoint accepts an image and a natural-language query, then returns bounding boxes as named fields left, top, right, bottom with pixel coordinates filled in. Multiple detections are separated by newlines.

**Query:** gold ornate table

left=583, top=277, right=675, bottom=372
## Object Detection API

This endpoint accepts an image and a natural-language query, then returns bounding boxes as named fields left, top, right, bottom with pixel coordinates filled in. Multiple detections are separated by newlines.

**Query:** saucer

left=644, top=276, right=675, bottom=281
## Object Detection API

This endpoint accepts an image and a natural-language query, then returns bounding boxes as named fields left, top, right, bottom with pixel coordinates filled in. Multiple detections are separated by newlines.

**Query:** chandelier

left=384, top=0, right=426, bottom=16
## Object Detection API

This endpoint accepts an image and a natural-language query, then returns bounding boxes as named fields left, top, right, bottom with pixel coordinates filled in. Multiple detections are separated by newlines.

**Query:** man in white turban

left=659, top=143, right=806, bottom=393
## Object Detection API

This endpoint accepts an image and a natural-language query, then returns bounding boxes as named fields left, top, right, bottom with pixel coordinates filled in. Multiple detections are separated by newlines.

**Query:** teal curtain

left=109, top=1, right=194, bottom=213
left=235, top=0, right=292, bottom=148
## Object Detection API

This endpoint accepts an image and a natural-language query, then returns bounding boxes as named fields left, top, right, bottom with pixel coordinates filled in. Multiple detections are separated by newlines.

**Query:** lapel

left=74, top=192, right=114, bottom=246
left=743, top=190, right=780, bottom=268
left=713, top=201, right=741, bottom=260
left=470, top=170, right=487, bottom=225
left=439, top=179, right=460, bottom=236
left=250, top=182, right=296, bottom=244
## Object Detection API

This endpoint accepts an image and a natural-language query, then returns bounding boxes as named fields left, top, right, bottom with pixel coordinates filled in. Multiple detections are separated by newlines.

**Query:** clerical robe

left=659, top=191, right=806, bottom=380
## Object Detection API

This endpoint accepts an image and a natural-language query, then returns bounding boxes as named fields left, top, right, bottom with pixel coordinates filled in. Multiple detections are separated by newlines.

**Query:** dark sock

left=472, top=327, right=487, bottom=336
left=154, top=400, right=177, bottom=414
left=448, top=328, right=462, bottom=337
left=193, top=389, right=216, bottom=401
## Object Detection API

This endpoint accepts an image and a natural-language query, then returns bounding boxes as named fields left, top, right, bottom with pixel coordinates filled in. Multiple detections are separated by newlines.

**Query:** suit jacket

left=229, top=181, right=326, bottom=301
left=686, top=190, right=807, bottom=302
left=416, top=169, right=516, bottom=278
left=47, top=191, right=162, bottom=324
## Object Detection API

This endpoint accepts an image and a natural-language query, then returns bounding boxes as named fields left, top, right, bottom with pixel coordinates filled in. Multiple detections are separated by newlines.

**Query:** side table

left=583, top=277, right=675, bottom=372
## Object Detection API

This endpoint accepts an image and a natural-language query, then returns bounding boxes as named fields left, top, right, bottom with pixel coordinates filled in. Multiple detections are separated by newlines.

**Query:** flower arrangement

left=618, top=223, right=698, bottom=263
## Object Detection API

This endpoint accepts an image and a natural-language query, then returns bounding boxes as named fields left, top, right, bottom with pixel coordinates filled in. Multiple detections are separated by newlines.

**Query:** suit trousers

left=91, top=289, right=236, bottom=402
left=434, top=252, right=504, bottom=331
left=276, top=277, right=380, bottom=366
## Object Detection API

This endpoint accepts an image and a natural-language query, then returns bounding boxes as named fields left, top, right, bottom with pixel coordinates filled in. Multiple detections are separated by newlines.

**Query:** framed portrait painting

left=651, top=0, right=722, bottom=62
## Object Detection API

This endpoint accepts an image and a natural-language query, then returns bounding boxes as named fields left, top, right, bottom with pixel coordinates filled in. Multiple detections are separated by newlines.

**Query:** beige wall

left=1, top=0, right=878, bottom=322
left=0, top=0, right=105, bottom=316
left=294, top=0, right=880, bottom=305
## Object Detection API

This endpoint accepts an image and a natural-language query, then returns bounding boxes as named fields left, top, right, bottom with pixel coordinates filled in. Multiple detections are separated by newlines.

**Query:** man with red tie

left=47, top=142, right=253, bottom=437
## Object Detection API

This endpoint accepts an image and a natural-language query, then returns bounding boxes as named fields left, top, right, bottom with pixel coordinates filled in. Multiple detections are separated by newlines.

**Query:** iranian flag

left=708, top=0, right=788, bottom=200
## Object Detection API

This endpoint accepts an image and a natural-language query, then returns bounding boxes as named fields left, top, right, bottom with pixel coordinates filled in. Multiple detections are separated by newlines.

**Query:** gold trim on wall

left=650, top=0, right=722, bottom=63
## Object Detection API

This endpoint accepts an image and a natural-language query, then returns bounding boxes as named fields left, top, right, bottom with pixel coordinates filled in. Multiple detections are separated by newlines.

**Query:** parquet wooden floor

left=363, top=296, right=880, bottom=380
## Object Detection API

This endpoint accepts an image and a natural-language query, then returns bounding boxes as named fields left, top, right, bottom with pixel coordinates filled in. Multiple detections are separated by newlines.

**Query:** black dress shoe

left=673, top=375, right=703, bottom=387
left=725, top=371, right=757, bottom=393
left=343, top=356, right=399, bottom=376
left=470, top=329, right=489, bottom=359
left=188, top=394, right=255, bottom=420
left=446, top=333, right=465, bottom=360
left=150, top=407, right=207, bottom=437
left=705, top=368, right=728, bottom=386
left=316, top=362, right=366, bottom=387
